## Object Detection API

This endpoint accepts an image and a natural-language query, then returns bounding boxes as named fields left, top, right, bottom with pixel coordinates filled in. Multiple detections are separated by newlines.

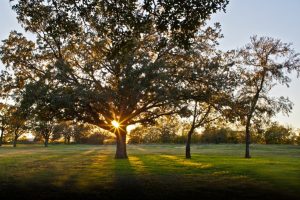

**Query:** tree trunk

left=64, top=136, right=70, bottom=144
left=244, top=73, right=265, bottom=158
left=115, top=128, right=128, bottom=159
left=185, top=129, right=193, bottom=159
left=13, top=134, right=18, bottom=148
left=44, top=137, right=49, bottom=147
left=245, top=117, right=251, bottom=158
left=186, top=101, right=197, bottom=159
left=0, top=127, right=4, bottom=147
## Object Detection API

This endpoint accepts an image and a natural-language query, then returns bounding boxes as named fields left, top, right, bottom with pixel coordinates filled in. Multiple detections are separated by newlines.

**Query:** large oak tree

left=1, top=0, right=229, bottom=158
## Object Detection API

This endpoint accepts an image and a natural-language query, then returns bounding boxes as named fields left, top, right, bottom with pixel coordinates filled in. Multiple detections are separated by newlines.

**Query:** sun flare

left=111, top=120, right=120, bottom=128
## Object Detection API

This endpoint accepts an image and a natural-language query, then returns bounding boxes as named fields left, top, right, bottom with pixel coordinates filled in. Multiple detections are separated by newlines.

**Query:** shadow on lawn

left=0, top=150, right=297, bottom=200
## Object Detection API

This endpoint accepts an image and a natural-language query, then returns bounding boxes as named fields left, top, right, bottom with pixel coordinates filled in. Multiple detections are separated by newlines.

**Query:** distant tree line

left=0, top=110, right=299, bottom=147
left=0, top=119, right=114, bottom=146
left=128, top=119, right=300, bottom=145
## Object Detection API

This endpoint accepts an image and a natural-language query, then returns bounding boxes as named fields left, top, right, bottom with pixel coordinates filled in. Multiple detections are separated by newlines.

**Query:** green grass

left=0, top=144, right=299, bottom=200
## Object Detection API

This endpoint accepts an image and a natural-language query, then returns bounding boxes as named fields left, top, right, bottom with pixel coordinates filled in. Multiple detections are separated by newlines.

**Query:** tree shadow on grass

left=106, top=156, right=147, bottom=200
left=0, top=150, right=298, bottom=200
left=0, top=148, right=114, bottom=200
left=125, top=154, right=296, bottom=200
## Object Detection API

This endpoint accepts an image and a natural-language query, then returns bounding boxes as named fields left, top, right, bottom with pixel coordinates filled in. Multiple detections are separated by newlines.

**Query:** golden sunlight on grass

left=1, top=145, right=300, bottom=199
left=128, top=156, right=149, bottom=174
left=160, top=155, right=213, bottom=169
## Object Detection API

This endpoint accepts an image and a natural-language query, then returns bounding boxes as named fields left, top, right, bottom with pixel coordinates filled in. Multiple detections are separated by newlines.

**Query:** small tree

left=32, top=121, right=55, bottom=147
left=0, top=71, right=14, bottom=146
left=53, top=122, right=72, bottom=144
left=7, top=107, right=28, bottom=147
left=71, top=123, right=91, bottom=143
left=52, top=121, right=89, bottom=144
left=264, top=123, right=294, bottom=144
left=0, top=103, right=10, bottom=146
left=235, top=36, right=300, bottom=158
left=128, top=115, right=183, bottom=144
left=182, top=50, right=237, bottom=158
left=155, top=115, right=182, bottom=143
left=18, top=82, right=64, bottom=147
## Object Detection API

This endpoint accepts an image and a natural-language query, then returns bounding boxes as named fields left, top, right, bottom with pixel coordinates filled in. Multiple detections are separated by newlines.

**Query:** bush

left=200, top=127, right=243, bottom=144
left=296, top=135, right=300, bottom=145
left=81, top=133, right=106, bottom=145
left=17, top=136, right=35, bottom=144
left=103, top=138, right=116, bottom=145
left=128, top=127, right=144, bottom=144
left=264, top=123, right=295, bottom=144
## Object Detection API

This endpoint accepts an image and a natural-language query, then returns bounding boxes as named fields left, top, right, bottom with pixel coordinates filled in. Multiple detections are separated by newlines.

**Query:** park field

left=0, top=144, right=299, bottom=200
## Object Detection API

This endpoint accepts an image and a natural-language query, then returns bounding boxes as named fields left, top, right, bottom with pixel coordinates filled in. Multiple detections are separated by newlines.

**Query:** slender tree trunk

left=186, top=101, right=198, bottom=159
left=0, top=127, right=4, bottom=147
left=245, top=117, right=251, bottom=158
left=44, top=137, right=49, bottom=147
left=115, top=128, right=128, bottom=159
left=185, top=128, right=194, bottom=159
left=67, top=137, right=70, bottom=144
left=13, top=134, right=18, bottom=148
left=244, top=72, right=265, bottom=158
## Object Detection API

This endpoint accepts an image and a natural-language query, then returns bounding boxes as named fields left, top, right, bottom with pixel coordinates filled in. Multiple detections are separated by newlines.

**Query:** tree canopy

left=3, top=1, right=299, bottom=160
left=1, top=0, right=229, bottom=158
left=234, top=36, right=300, bottom=158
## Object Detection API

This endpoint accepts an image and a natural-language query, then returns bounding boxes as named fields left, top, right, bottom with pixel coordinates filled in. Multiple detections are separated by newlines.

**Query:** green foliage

left=264, top=123, right=296, bottom=144
left=0, top=103, right=9, bottom=145
left=1, top=0, right=229, bottom=135
left=128, top=115, right=185, bottom=144
left=295, top=134, right=300, bottom=145
left=128, top=127, right=145, bottom=144
left=5, top=106, right=29, bottom=147
left=232, top=35, right=300, bottom=157
left=81, top=133, right=107, bottom=145
left=128, top=126, right=161, bottom=144
left=234, top=36, right=300, bottom=124
left=50, top=122, right=111, bottom=145
left=201, top=127, right=243, bottom=144
left=128, top=121, right=299, bottom=145
left=52, top=121, right=89, bottom=144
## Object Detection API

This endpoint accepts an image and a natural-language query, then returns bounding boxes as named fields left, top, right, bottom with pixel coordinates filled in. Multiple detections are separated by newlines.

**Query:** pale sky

left=0, top=0, right=300, bottom=128
left=210, top=0, right=300, bottom=129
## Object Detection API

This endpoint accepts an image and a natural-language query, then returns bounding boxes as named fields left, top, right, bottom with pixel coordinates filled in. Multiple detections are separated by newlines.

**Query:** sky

left=210, top=0, right=300, bottom=129
left=0, top=0, right=300, bottom=129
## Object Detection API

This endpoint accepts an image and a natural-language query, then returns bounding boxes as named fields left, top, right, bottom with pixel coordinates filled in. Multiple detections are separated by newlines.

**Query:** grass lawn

left=0, top=144, right=299, bottom=200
